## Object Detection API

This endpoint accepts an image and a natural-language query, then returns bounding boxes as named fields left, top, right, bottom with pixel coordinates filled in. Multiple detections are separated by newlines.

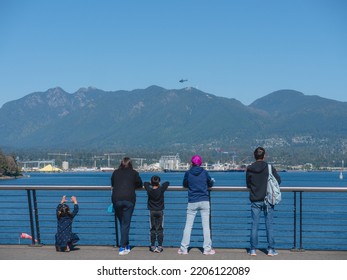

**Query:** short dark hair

left=151, top=175, right=161, bottom=186
left=254, top=147, right=265, bottom=160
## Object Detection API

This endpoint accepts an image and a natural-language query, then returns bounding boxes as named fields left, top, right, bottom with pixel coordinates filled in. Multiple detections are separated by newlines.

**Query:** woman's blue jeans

left=180, top=201, right=212, bottom=252
left=114, top=200, right=134, bottom=248
left=250, top=201, right=275, bottom=250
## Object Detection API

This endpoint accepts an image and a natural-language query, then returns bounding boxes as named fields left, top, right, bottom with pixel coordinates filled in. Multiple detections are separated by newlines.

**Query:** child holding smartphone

left=55, top=195, right=79, bottom=252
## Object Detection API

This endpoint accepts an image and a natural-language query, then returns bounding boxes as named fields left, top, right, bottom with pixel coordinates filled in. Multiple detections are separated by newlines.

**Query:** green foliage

left=0, top=150, right=21, bottom=177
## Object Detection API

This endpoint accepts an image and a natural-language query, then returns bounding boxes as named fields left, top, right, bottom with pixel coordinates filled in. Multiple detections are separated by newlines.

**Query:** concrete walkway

left=1, top=245, right=346, bottom=260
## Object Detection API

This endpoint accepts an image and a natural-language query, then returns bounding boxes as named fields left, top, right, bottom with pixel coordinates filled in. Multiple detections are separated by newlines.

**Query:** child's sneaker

left=155, top=246, right=163, bottom=253
left=203, top=249, right=215, bottom=255
left=177, top=248, right=188, bottom=255
left=150, top=246, right=156, bottom=252
left=125, top=245, right=131, bottom=253
left=119, top=247, right=129, bottom=255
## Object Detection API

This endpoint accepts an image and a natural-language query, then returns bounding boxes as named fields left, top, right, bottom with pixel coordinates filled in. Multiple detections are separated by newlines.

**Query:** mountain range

left=1, top=86, right=346, bottom=166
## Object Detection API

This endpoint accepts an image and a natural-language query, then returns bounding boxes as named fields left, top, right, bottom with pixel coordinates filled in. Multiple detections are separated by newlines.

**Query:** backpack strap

left=268, top=164, right=272, bottom=176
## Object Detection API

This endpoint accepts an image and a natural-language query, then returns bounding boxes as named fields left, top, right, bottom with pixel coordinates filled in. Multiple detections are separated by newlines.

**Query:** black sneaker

left=150, top=246, right=156, bottom=252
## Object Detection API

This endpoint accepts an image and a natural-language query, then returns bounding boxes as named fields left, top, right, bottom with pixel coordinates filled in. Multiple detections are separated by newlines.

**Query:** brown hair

left=118, top=157, right=133, bottom=169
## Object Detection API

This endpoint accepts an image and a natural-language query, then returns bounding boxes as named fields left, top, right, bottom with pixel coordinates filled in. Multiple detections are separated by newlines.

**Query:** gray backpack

left=265, top=164, right=281, bottom=205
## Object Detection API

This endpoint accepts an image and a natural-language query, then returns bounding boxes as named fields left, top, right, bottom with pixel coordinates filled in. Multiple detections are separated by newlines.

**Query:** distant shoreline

left=0, top=176, right=21, bottom=180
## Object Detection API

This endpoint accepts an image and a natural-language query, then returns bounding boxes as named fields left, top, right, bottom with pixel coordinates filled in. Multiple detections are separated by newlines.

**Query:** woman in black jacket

left=111, top=157, right=143, bottom=255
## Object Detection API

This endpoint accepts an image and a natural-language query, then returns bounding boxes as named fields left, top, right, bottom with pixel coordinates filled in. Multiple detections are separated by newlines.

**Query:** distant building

left=62, top=161, right=69, bottom=171
left=159, top=154, right=181, bottom=170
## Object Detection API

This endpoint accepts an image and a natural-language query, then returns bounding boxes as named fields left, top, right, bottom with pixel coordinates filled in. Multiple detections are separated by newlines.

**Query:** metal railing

left=0, top=185, right=346, bottom=250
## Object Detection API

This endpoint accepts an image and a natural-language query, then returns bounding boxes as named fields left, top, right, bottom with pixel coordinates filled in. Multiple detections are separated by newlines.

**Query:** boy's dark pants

left=150, top=210, right=164, bottom=246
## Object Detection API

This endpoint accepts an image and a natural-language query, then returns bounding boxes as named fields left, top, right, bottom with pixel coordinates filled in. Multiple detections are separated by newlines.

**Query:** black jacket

left=144, top=181, right=170, bottom=211
left=246, top=160, right=281, bottom=202
left=111, top=168, right=143, bottom=204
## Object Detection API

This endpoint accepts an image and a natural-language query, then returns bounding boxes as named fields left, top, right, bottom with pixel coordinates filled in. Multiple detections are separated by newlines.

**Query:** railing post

left=299, top=191, right=305, bottom=251
left=293, top=191, right=297, bottom=250
left=32, top=190, right=41, bottom=245
left=292, top=191, right=305, bottom=252
left=26, top=190, right=36, bottom=246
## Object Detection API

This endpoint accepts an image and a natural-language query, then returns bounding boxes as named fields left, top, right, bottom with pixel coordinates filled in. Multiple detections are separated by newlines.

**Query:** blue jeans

left=114, top=200, right=134, bottom=248
left=250, top=201, right=275, bottom=250
left=180, top=201, right=212, bottom=252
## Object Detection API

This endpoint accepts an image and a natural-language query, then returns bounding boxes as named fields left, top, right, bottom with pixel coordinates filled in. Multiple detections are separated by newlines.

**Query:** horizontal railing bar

left=1, top=185, right=347, bottom=192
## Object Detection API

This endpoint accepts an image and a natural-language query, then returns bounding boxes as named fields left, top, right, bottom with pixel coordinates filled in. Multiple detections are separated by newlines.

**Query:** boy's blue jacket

left=183, top=165, right=214, bottom=203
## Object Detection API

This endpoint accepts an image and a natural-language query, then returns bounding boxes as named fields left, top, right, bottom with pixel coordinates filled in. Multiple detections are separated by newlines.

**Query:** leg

left=180, top=203, right=198, bottom=251
left=156, top=211, right=164, bottom=247
left=114, top=202, right=123, bottom=226
left=149, top=211, right=157, bottom=246
left=121, top=201, right=135, bottom=247
left=116, top=201, right=134, bottom=248
left=200, top=201, right=212, bottom=252
left=250, top=202, right=262, bottom=250
left=264, top=204, right=275, bottom=250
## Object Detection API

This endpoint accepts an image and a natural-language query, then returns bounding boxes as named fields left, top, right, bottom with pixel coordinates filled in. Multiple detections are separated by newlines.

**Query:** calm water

left=1, top=170, right=346, bottom=187
left=1, top=171, right=346, bottom=250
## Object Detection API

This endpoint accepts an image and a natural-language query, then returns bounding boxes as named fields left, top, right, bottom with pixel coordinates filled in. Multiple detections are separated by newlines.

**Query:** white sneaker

left=119, top=247, right=129, bottom=255
left=203, top=249, right=216, bottom=255
left=177, top=248, right=188, bottom=255
left=267, top=249, right=278, bottom=256
left=248, top=249, right=256, bottom=256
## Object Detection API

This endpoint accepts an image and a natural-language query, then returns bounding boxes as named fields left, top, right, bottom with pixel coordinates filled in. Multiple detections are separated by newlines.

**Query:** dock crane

left=92, top=155, right=105, bottom=168
left=132, top=158, right=146, bottom=168
left=104, top=153, right=125, bottom=167
left=48, top=153, right=71, bottom=161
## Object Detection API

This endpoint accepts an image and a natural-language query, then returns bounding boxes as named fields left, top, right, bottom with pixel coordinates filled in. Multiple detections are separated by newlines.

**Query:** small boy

left=144, top=175, right=170, bottom=253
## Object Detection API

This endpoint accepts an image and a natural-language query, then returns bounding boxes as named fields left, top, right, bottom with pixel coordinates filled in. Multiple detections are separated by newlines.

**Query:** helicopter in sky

left=179, top=79, right=188, bottom=83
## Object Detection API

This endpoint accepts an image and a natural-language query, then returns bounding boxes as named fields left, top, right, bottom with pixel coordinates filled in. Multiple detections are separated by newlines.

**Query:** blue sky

left=0, top=0, right=346, bottom=107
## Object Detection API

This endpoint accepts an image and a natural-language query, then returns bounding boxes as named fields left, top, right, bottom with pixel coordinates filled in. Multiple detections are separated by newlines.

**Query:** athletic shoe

left=150, top=246, right=156, bottom=252
left=203, top=249, right=216, bottom=255
left=125, top=245, right=131, bottom=253
left=119, top=247, right=129, bottom=255
left=248, top=249, right=256, bottom=256
left=267, top=249, right=278, bottom=256
left=155, top=246, right=163, bottom=253
left=177, top=248, right=188, bottom=255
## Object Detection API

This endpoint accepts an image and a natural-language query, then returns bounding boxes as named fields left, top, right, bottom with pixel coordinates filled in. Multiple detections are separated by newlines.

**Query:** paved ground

left=1, top=245, right=346, bottom=260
